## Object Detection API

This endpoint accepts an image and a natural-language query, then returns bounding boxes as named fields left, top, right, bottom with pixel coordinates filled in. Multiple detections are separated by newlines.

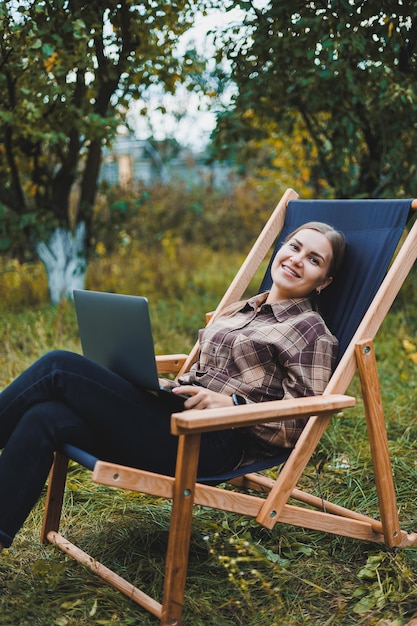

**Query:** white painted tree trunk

left=36, top=222, right=87, bottom=305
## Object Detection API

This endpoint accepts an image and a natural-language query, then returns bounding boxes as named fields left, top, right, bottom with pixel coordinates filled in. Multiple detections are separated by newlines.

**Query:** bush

left=0, top=258, right=48, bottom=310
left=1, top=176, right=272, bottom=312
left=92, top=178, right=273, bottom=257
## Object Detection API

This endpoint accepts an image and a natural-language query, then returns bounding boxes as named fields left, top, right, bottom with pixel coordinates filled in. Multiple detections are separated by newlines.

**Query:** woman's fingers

left=172, top=386, right=234, bottom=410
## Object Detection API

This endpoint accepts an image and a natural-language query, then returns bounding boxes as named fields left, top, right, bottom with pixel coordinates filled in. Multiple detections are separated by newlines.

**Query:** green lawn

left=1, top=253, right=417, bottom=625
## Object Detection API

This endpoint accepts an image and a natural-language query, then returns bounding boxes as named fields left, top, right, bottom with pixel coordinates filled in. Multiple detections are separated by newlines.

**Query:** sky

left=127, top=5, right=259, bottom=152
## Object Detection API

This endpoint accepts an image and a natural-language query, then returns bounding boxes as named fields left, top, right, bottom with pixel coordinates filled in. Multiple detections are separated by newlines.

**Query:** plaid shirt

left=179, top=293, right=338, bottom=453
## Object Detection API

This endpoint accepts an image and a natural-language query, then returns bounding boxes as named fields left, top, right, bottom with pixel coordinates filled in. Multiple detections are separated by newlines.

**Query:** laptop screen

left=73, top=290, right=160, bottom=391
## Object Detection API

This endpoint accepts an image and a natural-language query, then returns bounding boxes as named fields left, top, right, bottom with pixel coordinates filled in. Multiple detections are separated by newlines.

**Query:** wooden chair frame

left=41, top=189, right=417, bottom=625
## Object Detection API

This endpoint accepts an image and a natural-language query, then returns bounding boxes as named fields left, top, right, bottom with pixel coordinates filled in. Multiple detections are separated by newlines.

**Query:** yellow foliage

left=401, top=338, right=417, bottom=364
left=161, top=230, right=182, bottom=262
left=24, top=181, right=38, bottom=198
left=0, top=258, right=48, bottom=309
left=95, top=241, right=106, bottom=257
left=244, top=118, right=331, bottom=200
left=402, top=338, right=416, bottom=353
left=44, top=51, right=58, bottom=73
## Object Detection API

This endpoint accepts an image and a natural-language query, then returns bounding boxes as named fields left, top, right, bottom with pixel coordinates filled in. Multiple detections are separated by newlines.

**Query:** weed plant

left=0, top=243, right=417, bottom=625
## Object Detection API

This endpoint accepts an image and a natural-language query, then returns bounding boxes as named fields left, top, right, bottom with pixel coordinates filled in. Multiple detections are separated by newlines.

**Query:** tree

left=0, top=0, right=204, bottom=303
left=211, top=1, right=417, bottom=198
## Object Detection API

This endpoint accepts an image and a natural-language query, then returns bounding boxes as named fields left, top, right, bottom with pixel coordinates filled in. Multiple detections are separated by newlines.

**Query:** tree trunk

left=36, top=222, right=87, bottom=305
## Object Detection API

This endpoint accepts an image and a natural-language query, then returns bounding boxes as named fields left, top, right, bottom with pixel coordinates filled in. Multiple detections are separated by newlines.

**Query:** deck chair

left=41, top=188, right=417, bottom=625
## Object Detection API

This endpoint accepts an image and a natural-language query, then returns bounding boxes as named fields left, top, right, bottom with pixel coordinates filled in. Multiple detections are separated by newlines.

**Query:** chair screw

left=364, top=346, right=371, bottom=354
left=269, top=510, right=276, bottom=518
left=184, top=489, right=191, bottom=497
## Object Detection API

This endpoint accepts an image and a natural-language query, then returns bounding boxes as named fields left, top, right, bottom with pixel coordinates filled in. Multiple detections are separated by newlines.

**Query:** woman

left=0, top=221, right=345, bottom=550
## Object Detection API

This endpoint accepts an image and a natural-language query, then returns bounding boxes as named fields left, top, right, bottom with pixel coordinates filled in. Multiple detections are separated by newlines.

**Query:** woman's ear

left=316, top=276, right=333, bottom=294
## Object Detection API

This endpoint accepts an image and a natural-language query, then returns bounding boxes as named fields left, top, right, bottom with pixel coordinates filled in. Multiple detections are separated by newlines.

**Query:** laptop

left=73, top=289, right=186, bottom=410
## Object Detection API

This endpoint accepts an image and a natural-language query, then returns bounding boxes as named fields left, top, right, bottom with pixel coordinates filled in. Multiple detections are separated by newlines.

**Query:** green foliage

left=0, top=0, right=205, bottom=251
left=92, top=178, right=273, bottom=259
left=212, top=2, right=417, bottom=198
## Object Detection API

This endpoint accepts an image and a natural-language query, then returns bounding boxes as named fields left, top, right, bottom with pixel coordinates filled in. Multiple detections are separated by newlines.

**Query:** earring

left=316, top=288, right=321, bottom=295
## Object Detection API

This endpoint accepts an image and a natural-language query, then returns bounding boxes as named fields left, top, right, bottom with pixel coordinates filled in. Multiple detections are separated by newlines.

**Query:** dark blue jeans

left=0, top=350, right=245, bottom=547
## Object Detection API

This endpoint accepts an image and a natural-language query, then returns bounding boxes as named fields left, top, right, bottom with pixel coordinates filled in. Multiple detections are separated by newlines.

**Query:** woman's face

left=268, top=228, right=333, bottom=302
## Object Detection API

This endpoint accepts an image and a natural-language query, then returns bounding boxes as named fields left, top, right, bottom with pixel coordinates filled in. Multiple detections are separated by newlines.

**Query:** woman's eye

left=310, top=256, right=320, bottom=265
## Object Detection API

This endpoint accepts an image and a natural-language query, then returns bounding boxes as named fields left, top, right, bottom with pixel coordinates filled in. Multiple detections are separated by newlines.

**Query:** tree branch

left=3, top=71, right=26, bottom=213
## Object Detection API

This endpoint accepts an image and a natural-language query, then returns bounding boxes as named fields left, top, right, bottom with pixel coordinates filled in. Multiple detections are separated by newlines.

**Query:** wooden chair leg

left=41, top=451, right=69, bottom=543
left=161, top=433, right=201, bottom=626
left=355, top=340, right=402, bottom=548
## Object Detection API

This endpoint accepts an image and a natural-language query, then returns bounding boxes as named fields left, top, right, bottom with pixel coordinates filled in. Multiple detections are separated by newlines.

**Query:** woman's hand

left=172, top=385, right=234, bottom=410
left=158, top=378, right=176, bottom=391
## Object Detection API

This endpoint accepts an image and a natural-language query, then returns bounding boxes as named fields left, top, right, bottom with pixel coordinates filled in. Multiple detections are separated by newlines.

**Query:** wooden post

left=355, top=340, right=402, bottom=547
left=161, top=433, right=201, bottom=625
left=41, top=452, right=69, bottom=542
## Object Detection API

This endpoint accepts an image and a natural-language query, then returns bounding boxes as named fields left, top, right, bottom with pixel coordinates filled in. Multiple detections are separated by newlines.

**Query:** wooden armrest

left=156, top=354, right=188, bottom=375
left=170, top=393, right=355, bottom=435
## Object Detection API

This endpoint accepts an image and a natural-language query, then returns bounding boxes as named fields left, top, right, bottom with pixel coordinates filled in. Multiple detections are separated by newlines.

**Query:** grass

left=1, top=246, right=417, bottom=625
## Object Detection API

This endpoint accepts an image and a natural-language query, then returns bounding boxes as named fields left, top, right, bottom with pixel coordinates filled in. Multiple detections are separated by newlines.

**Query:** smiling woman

left=266, top=221, right=345, bottom=303
left=0, top=222, right=345, bottom=551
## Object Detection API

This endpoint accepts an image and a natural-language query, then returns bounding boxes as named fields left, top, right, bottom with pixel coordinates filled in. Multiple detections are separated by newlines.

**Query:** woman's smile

left=267, top=228, right=333, bottom=302
left=281, top=263, right=301, bottom=278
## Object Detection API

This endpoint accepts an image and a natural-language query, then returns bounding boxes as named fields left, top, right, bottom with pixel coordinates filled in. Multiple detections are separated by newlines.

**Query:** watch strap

left=231, top=393, right=246, bottom=406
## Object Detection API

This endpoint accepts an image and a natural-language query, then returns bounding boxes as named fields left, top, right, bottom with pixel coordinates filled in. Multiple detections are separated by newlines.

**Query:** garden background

left=1, top=178, right=417, bottom=625
left=1, top=1, right=417, bottom=624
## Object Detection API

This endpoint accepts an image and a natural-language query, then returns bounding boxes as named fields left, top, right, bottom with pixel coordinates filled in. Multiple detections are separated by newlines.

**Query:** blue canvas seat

left=42, top=189, right=417, bottom=626
left=61, top=442, right=292, bottom=484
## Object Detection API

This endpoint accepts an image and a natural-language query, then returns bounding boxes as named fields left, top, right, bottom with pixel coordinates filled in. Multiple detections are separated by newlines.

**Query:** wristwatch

left=231, top=393, right=246, bottom=406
